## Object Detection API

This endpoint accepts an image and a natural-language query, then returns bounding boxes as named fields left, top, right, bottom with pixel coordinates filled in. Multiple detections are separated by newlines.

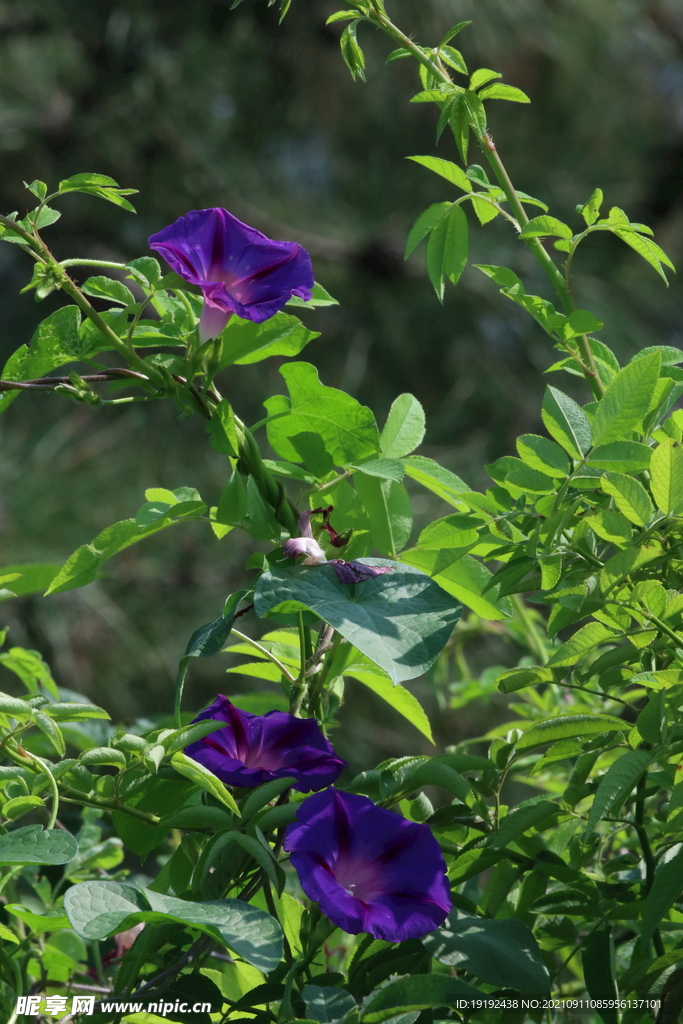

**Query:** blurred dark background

left=0, top=0, right=682, bottom=773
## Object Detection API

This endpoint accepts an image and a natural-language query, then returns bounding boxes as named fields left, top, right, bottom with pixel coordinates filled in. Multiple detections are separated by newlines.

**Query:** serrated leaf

left=463, top=90, right=487, bottom=133
left=649, top=438, right=683, bottom=513
left=340, top=20, right=365, bottom=81
left=170, top=752, right=240, bottom=815
left=0, top=306, right=82, bottom=416
left=600, top=473, right=653, bottom=527
left=469, top=68, right=501, bottom=90
left=584, top=510, right=632, bottom=546
left=489, top=800, right=559, bottom=850
left=402, top=456, right=470, bottom=507
left=541, top=386, right=592, bottom=459
left=407, top=156, right=471, bottom=193
left=520, top=216, right=573, bottom=240
left=585, top=750, right=652, bottom=832
left=380, top=394, right=426, bottom=458
left=402, top=547, right=511, bottom=621
left=516, top=434, right=570, bottom=478
left=582, top=929, right=618, bottom=1024
left=81, top=276, right=136, bottom=307
left=404, top=203, right=452, bottom=259
left=637, top=847, right=683, bottom=952
left=449, top=95, right=470, bottom=163
left=591, top=351, right=661, bottom=445
left=497, top=666, right=554, bottom=693
left=587, top=441, right=652, bottom=473
left=426, top=204, right=469, bottom=300
left=546, top=622, right=617, bottom=668
left=516, top=714, right=628, bottom=753
left=580, top=188, right=603, bottom=226
left=612, top=228, right=675, bottom=283
left=478, top=83, right=530, bottom=103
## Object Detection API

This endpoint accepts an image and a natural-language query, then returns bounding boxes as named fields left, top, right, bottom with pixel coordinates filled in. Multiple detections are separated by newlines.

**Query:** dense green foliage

left=0, top=2, right=683, bottom=1023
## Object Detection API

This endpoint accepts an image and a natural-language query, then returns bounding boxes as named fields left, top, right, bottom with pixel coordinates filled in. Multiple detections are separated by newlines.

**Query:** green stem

left=0, top=865, right=24, bottom=899
left=91, top=940, right=107, bottom=987
left=230, top=629, right=298, bottom=686
left=306, top=633, right=342, bottom=717
left=290, top=614, right=311, bottom=716
left=27, top=753, right=59, bottom=829
left=59, top=785, right=160, bottom=825
left=60, top=258, right=128, bottom=270
left=0, top=214, right=166, bottom=388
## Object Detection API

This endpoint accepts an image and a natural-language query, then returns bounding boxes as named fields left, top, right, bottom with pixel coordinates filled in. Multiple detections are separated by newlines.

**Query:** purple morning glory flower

left=148, top=208, right=314, bottom=342
left=284, top=789, right=451, bottom=941
left=184, top=695, right=346, bottom=791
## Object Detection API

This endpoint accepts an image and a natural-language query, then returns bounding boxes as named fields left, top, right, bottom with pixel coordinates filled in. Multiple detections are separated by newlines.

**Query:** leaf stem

left=307, top=632, right=343, bottom=718
left=230, top=629, right=298, bottom=687
left=58, top=785, right=160, bottom=825
left=27, top=753, right=59, bottom=829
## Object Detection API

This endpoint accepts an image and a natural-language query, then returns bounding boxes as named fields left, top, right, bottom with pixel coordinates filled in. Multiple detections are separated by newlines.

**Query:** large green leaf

left=45, top=506, right=206, bottom=595
left=401, top=547, right=511, bottom=620
left=546, top=622, right=618, bottom=668
left=650, top=438, right=683, bottom=514
left=426, top=204, right=468, bottom=300
left=0, top=307, right=82, bottom=415
left=516, top=714, right=628, bottom=754
left=63, top=881, right=283, bottom=971
left=591, top=351, right=661, bottom=445
left=585, top=750, right=652, bottom=833
left=380, top=394, right=426, bottom=458
left=407, top=156, right=472, bottom=193
left=341, top=648, right=433, bottom=742
left=402, top=456, right=470, bottom=506
left=0, top=825, right=78, bottom=865
left=600, top=472, right=653, bottom=527
left=541, top=386, right=591, bottom=459
left=265, top=363, right=380, bottom=464
left=362, top=975, right=483, bottom=1024
left=219, top=312, right=319, bottom=367
left=489, top=799, right=559, bottom=850
left=354, top=475, right=413, bottom=557
left=254, top=559, right=462, bottom=683
left=405, top=203, right=452, bottom=259
left=0, top=564, right=60, bottom=599
left=581, top=929, right=618, bottom=1024
left=423, top=908, right=550, bottom=993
